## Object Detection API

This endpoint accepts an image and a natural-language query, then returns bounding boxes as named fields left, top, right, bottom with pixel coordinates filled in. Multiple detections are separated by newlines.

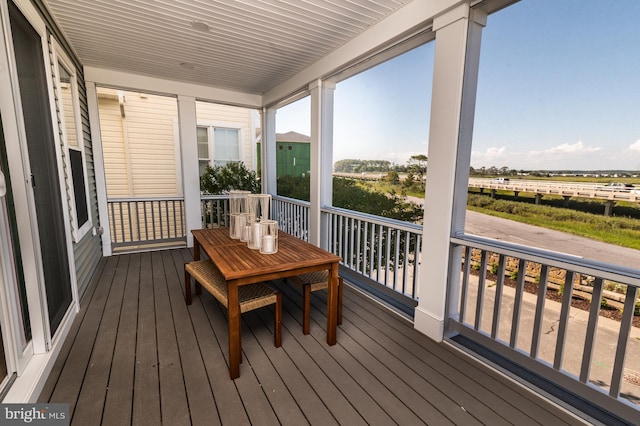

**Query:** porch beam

left=177, top=96, right=200, bottom=248
left=263, top=0, right=461, bottom=105
left=414, top=4, right=486, bottom=341
left=84, top=67, right=261, bottom=108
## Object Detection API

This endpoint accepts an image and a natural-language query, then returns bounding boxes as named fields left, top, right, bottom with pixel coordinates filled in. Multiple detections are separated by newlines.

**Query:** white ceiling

left=43, top=0, right=413, bottom=96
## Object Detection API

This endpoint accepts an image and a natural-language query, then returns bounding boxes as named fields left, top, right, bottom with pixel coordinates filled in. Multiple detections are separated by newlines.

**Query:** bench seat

left=185, top=260, right=281, bottom=347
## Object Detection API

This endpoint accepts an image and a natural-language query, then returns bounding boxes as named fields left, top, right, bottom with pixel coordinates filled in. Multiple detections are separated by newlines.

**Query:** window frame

left=196, top=121, right=243, bottom=171
left=51, top=39, right=92, bottom=242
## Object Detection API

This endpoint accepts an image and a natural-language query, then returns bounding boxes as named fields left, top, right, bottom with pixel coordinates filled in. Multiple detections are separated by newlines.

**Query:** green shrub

left=489, top=263, right=499, bottom=275
left=200, top=162, right=260, bottom=194
left=509, top=269, right=519, bottom=280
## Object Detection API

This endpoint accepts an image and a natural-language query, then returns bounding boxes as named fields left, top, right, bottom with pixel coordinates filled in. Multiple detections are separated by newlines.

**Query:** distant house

left=257, top=131, right=311, bottom=177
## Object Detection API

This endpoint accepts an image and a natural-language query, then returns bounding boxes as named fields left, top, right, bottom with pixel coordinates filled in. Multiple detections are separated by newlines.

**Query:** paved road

left=464, top=210, right=640, bottom=268
left=405, top=195, right=639, bottom=268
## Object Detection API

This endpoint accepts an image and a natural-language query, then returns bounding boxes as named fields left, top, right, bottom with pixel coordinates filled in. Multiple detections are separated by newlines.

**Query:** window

left=197, top=126, right=209, bottom=175
left=196, top=125, right=241, bottom=175
left=52, top=40, right=92, bottom=242
left=213, top=128, right=240, bottom=166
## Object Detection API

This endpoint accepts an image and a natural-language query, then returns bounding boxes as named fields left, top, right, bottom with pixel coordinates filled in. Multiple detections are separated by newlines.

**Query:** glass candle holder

left=259, top=220, right=278, bottom=254
left=248, top=219, right=262, bottom=250
left=240, top=213, right=254, bottom=243
left=247, top=194, right=272, bottom=221
left=229, top=190, right=250, bottom=238
left=229, top=212, right=245, bottom=239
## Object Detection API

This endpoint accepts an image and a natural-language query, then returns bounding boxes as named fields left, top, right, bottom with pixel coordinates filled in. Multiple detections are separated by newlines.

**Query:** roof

left=276, top=131, right=311, bottom=143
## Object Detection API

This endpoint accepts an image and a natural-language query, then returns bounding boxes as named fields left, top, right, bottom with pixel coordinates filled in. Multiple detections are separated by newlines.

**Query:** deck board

left=101, top=253, right=140, bottom=426
left=332, top=286, right=566, bottom=426
left=73, top=254, right=130, bottom=425
left=131, top=252, right=161, bottom=426
left=40, top=248, right=587, bottom=425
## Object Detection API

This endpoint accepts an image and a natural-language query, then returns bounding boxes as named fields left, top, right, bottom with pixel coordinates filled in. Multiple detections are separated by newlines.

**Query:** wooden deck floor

left=39, top=249, right=588, bottom=425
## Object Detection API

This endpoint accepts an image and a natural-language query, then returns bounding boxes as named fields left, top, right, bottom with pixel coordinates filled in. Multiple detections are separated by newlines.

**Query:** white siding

left=196, top=101, right=257, bottom=169
left=98, top=95, right=130, bottom=196
left=98, top=89, right=179, bottom=197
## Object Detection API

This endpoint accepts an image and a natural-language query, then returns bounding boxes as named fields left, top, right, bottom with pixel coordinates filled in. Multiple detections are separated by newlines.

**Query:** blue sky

left=276, top=0, right=640, bottom=171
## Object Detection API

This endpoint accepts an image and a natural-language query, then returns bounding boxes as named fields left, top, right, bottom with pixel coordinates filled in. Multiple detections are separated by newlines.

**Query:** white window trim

left=51, top=38, right=92, bottom=243
left=196, top=120, right=244, bottom=168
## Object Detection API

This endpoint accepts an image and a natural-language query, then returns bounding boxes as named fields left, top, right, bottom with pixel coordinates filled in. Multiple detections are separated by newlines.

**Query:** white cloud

left=485, top=146, right=506, bottom=158
left=540, top=140, right=601, bottom=155
left=628, top=139, right=640, bottom=152
left=472, top=140, right=607, bottom=169
left=471, top=146, right=508, bottom=165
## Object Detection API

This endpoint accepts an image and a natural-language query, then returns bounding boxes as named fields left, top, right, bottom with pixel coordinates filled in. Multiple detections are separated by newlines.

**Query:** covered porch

left=38, top=248, right=581, bottom=425
left=0, top=0, right=637, bottom=423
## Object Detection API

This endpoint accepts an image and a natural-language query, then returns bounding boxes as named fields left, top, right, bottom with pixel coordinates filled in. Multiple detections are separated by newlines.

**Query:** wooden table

left=192, top=227, right=342, bottom=379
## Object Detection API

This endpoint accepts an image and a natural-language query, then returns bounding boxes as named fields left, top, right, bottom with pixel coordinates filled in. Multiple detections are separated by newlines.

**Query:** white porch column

left=262, top=107, right=277, bottom=195
left=86, top=81, right=112, bottom=256
left=308, top=79, right=335, bottom=247
left=178, top=95, right=199, bottom=247
left=414, top=5, right=486, bottom=341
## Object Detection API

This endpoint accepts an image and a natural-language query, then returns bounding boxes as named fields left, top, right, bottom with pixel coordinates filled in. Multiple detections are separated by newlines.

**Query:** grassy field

left=467, top=193, right=640, bottom=250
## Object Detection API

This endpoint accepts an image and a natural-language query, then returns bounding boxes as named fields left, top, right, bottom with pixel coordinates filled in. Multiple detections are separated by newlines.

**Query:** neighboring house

left=257, top=131, right=311, bottom=177
left=97, top=88, right=259, bottom=198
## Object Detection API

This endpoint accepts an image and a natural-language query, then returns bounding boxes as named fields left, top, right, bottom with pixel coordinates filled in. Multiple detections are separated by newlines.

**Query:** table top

left=192, top=228, right=341, bottom=284
left=192, top=227, right=244, bottom=247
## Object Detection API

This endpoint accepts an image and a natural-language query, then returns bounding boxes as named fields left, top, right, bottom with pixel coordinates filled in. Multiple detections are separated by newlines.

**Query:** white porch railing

left=272, top=196, right=310, bottom=241
left=107, top=197, right=186, bottom=249
left=272, top=196, right=421, bottom=315
left=200, top=195, right=231, bottom=228
left=449, top=234, right=640, bottom=423
left=323, top=206, right=422, bottom=301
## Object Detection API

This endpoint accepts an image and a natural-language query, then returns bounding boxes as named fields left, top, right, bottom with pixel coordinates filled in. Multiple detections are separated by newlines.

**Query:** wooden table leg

left=227, top=281, right=241, bottom=379
left=326, top=263, right=339, bottom=345
left=193, top=238, right=202, bottom=295
left=193, top=238, right=201, bottom=261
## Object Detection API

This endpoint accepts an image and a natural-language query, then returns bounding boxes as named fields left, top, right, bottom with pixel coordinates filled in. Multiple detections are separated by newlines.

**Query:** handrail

left=451, top=233, right=640, bottom=287
left=108, top=196, right=185, bottom=202
left=322, top=205, right=423, bottom=234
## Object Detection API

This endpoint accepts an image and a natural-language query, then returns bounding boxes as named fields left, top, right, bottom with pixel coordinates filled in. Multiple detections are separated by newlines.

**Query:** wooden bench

left=289, top=271, right=343, bottom=335
left=185, top=260, right=281, bottom=347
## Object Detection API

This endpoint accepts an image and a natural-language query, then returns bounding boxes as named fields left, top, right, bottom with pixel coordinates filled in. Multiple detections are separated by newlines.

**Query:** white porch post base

left=413, top=306, right=444, bottom=342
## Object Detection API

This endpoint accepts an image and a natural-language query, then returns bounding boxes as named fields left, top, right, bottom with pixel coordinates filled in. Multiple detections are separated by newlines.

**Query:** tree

left=200, top=162, right=260, bottom=194
left=276, top=175, right=310, bottom=200
left=408, top=154, right=428, bottom=184
left=403, top=171, right=416, bottom=189
left=276, top=175, right=423, bottom=223
left=385, top=170, right=400, bottom=185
